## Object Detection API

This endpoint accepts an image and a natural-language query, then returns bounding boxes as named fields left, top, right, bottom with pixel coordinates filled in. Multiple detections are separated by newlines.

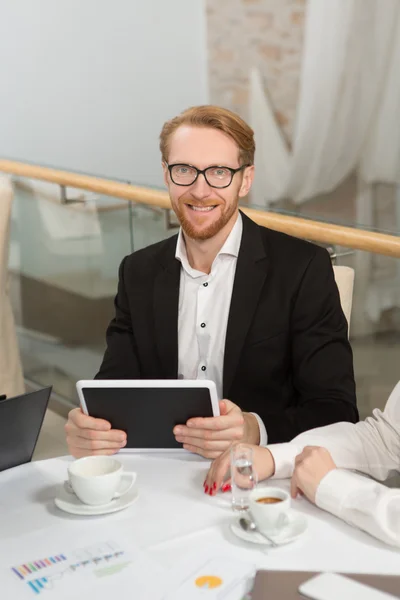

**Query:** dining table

left=1, top=451, right=399, bottom=599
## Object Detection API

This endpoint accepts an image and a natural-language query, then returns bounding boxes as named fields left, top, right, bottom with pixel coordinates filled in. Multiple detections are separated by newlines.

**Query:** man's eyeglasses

left=166, top=163, right=250, bottom=189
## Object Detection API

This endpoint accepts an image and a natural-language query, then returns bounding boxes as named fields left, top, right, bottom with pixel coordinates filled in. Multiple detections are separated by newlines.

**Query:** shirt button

left=203, top=282, right=208, bottom=287
left=201, top=365, right=206, bottom=371
left=200, top=323, right=206, bottom=328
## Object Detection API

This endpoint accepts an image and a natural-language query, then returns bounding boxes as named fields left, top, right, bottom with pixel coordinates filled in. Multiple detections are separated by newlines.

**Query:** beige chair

left=333, top=265, right=355, bottom=334
left=0, top=176, right=24, bottom=397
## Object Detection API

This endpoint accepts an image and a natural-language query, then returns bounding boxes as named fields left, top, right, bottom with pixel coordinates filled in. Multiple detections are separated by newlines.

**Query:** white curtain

left=361, top=9, right=400, bottom=183
left=250, top=0, right=400, bottom=333
left=250, top=0, right=400, bottom=206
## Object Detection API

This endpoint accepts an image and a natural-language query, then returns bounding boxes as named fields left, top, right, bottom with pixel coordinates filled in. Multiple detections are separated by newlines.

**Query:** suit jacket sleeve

left=265, top=247, right=358, bottom=443
left=95, top=257, right=141, bottom=379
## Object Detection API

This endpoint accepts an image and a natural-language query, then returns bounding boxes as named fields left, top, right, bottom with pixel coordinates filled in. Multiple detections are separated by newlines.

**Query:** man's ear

left=238, top=165, right=255, bottom=198
left=162, top=161, right=169, bottom=187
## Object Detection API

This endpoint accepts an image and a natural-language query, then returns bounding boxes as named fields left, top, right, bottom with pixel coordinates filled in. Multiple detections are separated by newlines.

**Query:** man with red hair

left=65, top=105, right=357, bottom=458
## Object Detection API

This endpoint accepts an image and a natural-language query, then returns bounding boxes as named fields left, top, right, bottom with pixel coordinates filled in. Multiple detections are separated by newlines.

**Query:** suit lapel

left=223, top=213, right=269, bottom=397
left=153, top=237, right=181, bottom=378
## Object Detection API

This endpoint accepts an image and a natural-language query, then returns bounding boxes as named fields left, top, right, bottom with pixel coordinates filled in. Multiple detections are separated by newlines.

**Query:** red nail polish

left=221, top=483, right=231, bottom=493
left=212, top=482, right=217, bottom=490
left=204, top=485, right=209, bottom=493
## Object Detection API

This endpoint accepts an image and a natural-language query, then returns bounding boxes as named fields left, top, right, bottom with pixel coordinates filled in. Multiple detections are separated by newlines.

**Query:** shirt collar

left=175, top=212, right=242, bottom=276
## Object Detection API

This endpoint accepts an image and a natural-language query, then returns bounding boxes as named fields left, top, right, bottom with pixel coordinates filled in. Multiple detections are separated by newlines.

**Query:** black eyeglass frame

left=165, top=163, right=251, bottom=189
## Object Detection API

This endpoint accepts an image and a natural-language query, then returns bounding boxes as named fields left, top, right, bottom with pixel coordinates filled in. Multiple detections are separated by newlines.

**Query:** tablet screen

left=81, top=386, right=214, bottom=449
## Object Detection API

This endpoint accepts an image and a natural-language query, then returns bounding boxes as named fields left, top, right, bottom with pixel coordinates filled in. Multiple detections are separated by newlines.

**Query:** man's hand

left=203, top=445, right=275, bottom=495
left=173, top=399, right=260, bottom=459
left=65, top=408, right=127, bottom=458
left=291, top=446, right=337, bottom=503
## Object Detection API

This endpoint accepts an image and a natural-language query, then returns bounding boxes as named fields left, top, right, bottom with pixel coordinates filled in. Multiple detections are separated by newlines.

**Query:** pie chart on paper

left=195, top=575, right=223, bottom=589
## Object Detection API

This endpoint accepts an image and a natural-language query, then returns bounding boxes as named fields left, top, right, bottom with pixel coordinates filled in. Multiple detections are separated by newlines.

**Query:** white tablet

left=76, top=379, right=220, bottom=451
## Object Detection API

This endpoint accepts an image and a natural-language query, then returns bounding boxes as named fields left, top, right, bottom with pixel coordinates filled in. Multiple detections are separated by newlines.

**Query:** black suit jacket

left=97, top=212, right=358, bottom=443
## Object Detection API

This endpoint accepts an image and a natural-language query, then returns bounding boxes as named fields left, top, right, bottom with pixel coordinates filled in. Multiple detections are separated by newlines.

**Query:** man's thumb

left=219, top=399, right=236, bottom=415
left=219, top=399, right=228, bottom=415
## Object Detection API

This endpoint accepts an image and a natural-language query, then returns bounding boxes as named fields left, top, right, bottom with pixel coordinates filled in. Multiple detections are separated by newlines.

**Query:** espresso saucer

left=54, top=482, right=139, bottom=516
left=230, top=512, right=307, bottom=546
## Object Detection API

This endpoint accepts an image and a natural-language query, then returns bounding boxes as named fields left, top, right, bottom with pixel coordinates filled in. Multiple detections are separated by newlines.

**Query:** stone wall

left=206, top=0, right=306, bottom=140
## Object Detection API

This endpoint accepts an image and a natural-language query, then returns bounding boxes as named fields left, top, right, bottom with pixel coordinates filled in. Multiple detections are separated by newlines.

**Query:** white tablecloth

left=1, top=453, right=399, bottom=597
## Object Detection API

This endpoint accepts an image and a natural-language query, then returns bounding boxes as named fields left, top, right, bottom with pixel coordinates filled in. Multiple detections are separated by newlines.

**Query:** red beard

left=173, top=197, right=238, bottom=241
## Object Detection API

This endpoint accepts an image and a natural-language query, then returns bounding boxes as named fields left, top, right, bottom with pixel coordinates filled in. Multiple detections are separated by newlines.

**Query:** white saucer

left=54, top=483, right=139, bottom=516
left=230, top=512, right=307, bottom=546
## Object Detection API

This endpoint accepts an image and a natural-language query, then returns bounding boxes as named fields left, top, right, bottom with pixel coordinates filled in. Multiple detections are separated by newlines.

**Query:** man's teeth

left=190, top=205, right=216, bottom=212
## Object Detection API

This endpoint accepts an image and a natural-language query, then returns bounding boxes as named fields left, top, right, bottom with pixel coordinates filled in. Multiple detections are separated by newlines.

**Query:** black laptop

left=0, top=387, right=52, bottom=471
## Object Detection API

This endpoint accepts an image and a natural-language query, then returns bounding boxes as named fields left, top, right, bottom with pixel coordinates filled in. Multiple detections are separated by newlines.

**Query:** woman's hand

left=203, top=444, right=276, bottom=495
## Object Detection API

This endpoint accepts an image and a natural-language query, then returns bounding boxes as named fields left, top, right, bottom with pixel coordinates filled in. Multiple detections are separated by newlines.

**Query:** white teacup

left=66, top=456, right=135, bottom=506
left=249, top=487, right=291, bottom=533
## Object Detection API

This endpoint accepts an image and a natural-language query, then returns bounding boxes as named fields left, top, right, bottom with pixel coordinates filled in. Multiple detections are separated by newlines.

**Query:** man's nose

left=190, top=172, right=212, bottom=199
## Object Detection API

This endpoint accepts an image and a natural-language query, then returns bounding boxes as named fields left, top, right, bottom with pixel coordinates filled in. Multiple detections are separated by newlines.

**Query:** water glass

left=230, top=444, right=258, bottom=512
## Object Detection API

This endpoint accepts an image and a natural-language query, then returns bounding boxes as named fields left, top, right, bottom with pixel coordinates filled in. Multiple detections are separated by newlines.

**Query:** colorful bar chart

left=11, top=555, right=67, bottom=580
left=11, top=543, right=127, bottom=596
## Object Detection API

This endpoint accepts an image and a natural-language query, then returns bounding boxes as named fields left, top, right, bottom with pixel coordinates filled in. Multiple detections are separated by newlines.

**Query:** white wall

left=0, top=1, right=209, bottom=187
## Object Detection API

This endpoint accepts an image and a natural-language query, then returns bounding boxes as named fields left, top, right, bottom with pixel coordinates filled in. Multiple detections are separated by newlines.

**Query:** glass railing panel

left=9, top=178, right=134, bottom=406
left=130, top=203, right=177, bottom=251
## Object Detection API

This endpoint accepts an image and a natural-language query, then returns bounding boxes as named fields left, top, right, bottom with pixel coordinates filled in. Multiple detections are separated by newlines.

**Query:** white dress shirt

left=175, top=213, right=268, bottom=445
left=268, top=380, right=400, bottom=548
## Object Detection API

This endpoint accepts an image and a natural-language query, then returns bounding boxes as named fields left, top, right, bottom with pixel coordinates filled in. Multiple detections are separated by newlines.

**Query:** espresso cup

left=67, top=456, right=135, bottom=506
left=249, top=487, right=291, bottom=533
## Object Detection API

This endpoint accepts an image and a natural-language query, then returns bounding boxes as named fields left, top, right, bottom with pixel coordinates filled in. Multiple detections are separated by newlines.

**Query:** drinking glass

left=230, top=443, right=258, bottom=512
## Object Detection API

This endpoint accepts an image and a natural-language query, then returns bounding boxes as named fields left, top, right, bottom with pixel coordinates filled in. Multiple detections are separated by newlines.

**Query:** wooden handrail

left=1, top=159, right=399, bottom=258
left=240, top=208, right=400, bottom=258
left=0, top=160, right=170, bottom=208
